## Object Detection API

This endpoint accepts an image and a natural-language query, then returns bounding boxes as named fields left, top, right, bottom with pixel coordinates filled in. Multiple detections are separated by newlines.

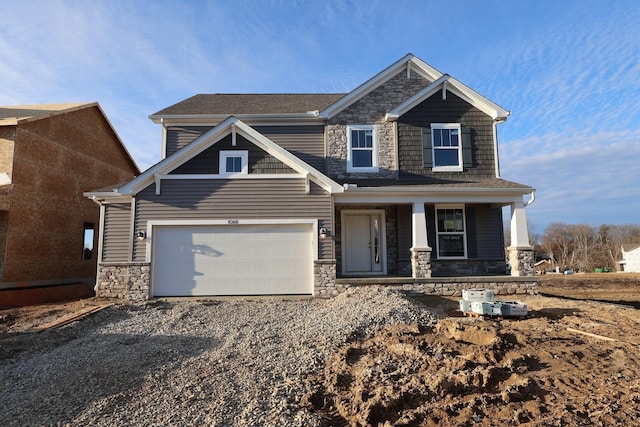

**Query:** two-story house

left=86, top=54, right=536, bottom=300
left=0, top=103, right=139, bottom=292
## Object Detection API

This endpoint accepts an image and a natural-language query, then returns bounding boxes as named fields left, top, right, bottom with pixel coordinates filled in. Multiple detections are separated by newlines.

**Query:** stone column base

left=508, top=247, right=535, bottom=277
left=96, top=262, right=151, bottom=302
left=411, top=247, right=432, bottom=278
left=314, top=259, right=344, bottom=298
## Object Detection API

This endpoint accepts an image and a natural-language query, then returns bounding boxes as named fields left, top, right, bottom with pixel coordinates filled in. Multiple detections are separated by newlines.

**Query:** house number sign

left=227, top=219, right=240, bottom=224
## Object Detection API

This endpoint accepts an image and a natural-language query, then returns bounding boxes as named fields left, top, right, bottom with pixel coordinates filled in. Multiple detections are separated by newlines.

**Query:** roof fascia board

left=150, top=113, right=323, bottom=125
left=338, top=186, right=534, bottom=196
left=120, top=116, right=240, bottom=195
left=118, top=117, right=342, bottom=195
left=233, top=120, right=343, bottom=193
left=386, top=75, right=510, bottom=121
left=319, top=54, right=444, bottom=119
left=12, top=102, right=96, bottom=125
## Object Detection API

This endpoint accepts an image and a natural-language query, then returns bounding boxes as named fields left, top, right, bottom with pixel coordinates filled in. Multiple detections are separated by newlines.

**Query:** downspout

left=492, top=114, right=510, bottom=178
left=524, top=191, right=535, bottom=207
left=160, top=118, right=167, bottom=160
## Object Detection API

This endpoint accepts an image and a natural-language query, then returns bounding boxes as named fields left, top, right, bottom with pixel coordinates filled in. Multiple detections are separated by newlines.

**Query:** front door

left=342, top=211, right=386, bottom=275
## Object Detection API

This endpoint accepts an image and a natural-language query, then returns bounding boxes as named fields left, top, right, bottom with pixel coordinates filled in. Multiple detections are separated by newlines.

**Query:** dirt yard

left=1, top=275, right=640, bottom=426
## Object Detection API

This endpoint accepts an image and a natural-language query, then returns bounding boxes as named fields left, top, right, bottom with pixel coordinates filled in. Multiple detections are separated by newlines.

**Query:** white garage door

left=151, top=223, right=314, bottom=296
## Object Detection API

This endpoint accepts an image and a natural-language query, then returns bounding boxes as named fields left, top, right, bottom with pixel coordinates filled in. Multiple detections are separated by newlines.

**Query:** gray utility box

left=462, top=288, right=495, bottom=303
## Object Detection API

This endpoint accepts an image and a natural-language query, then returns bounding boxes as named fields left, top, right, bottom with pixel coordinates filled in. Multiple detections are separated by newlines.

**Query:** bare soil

left=301, top=275, right=640, bottom=426
left=2, top=276, right=640, bottom=426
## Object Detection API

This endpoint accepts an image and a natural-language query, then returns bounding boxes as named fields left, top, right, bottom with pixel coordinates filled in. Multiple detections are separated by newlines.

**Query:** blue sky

left=1, top=0, right=639, bottom=233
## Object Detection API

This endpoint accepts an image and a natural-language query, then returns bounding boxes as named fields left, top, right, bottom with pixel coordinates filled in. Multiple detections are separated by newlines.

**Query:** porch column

left=507, top=201, right=535, bottom=277
left=411, top=202, right=432, bottom=278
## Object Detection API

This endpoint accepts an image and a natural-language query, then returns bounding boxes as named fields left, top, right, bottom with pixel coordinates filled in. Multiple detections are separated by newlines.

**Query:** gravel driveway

left=0, top=287, right=439, bottom=426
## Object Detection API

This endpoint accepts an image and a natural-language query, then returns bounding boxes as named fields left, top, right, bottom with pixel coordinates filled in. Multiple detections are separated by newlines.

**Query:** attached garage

left=150, top=221, right=315, bottom=296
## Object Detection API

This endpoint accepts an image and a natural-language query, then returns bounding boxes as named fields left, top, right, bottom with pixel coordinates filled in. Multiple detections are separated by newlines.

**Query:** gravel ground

left=0, top=287, right=439, bottom=426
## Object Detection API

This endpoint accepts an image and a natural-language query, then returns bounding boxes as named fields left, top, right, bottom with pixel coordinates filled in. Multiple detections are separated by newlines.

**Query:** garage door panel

left=152, top=224, right=313, bottom=296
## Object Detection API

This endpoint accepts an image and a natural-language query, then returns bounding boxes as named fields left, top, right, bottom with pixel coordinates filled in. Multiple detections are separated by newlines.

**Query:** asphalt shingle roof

left=151, top=94, right=347, bottom=116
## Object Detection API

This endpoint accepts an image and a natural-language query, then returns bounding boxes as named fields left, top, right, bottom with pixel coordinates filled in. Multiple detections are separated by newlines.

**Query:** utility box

left=470, top=301, right=503, bottom=316
left=462, top=288, right=495, bottom=303
left=497, top=301, right=528, bottom=317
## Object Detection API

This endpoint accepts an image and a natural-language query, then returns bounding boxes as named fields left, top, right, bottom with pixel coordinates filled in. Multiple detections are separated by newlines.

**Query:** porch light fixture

left=319, top=228, right=328, bottom=239
left=136, top=230, right=147, bottom=241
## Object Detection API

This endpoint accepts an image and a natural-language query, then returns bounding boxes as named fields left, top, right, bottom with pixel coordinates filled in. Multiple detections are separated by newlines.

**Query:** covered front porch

left=332, top=186, right=535, bottom=280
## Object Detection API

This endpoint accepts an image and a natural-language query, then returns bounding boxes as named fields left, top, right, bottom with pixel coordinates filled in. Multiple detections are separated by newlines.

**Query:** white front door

left=342, top=211, right=385, bottom=275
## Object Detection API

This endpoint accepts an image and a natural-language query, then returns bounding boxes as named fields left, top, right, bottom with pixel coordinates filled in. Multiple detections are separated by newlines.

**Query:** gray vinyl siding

left=102, top=202, right=132, bottom=262
left=397, top=92, right=496, bottom=179
left=165, top=125, right=326, bottom=173
left=396, top=205, right=412, bottom=261
left=253, top=126, right=325, bottom=173
left=171, top=134, right=295, bottom=175
left=132, top=178, right=333, bottom=261
left=469, top=204, right=505, bottom=258
left=165, top=126, right=212, bottom=156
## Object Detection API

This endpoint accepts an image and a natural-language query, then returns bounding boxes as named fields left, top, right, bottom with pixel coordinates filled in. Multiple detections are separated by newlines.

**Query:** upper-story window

left=347, top=125, right=379, bottom=172
left=431, top=123, right=463, bottom=172
left=436, top=205, right=467, bottom=258
left=219, top=150, right=248, bottom=175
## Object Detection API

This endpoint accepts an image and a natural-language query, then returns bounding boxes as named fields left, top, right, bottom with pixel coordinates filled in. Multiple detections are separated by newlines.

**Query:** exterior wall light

left=136, top=230, right=147, bottom=241
left=319, top=228, right=328, bottom=239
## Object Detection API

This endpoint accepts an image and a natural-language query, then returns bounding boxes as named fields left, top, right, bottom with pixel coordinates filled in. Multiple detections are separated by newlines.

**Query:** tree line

left=508, top=223, right=640, bottom=272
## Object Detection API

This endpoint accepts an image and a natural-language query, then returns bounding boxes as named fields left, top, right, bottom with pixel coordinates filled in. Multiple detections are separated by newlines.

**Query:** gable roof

left=319, top=53, right=444, bottom=118
left=622, top=243, right=640, bottom=253
left=0, top=102, right=140, bottom=174
left=0, top=102, right=93, bottom=126
left=148, top=53, right=508, bottom=124
left=149, top=94, right=345, bottom=123
left=90, top=116, right=343, bottom=198
left=385, top=74, right=510, bottom=120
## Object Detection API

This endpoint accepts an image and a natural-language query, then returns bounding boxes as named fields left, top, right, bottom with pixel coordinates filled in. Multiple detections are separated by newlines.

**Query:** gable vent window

left=347, top=125, right=379, bottom=172
left=219, top=150, right=248, bottom=175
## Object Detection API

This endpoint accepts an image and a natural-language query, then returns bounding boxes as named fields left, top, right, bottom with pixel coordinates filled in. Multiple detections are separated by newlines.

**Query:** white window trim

left=346, top=125, right=379, bottom=173
left=435, top=204, right=467, bottom=259
left=431, top=123, right=463, bottom=172
left=219, top=150, right=248, bottom=176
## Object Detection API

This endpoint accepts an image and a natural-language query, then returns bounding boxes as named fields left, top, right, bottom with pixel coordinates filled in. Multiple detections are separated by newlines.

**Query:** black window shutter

left=422, top=127, right=432, bottom=167
left=462, top=126, right=472, bottom=168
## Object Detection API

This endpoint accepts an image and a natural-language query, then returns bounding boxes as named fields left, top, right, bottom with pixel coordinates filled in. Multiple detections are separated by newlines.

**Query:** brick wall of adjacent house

left=96, top=263, right=150, bottom=301
left=1, top=106, right=138, bottom=284
left=326, top=71, right=433, bottom=180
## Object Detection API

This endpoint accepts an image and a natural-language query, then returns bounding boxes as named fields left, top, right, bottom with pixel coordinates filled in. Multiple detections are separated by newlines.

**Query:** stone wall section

left=327, top=71, right=433, bottom=180
left=313, top=259, right=344, bottom=298
left=411, top=248, right=432, bottom=278
left=508, top=247, right=535, bottom=277
left=431, top=259, right=508, bottom=276
left=96, top=262, right=150, bottom=301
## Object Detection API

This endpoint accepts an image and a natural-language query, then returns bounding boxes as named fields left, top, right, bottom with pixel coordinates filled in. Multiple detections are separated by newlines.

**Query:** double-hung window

left=431, top=123, right=463, bottom=172
left=219, top=150, right=248, bottom=176
left=347, top=125, right=378, bottom=172
left=436, top=205, right=467, bottom=258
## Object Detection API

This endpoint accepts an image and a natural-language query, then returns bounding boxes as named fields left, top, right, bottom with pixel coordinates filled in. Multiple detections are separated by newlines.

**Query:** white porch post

left=411, top=201, right=432, bottom=278
left=508, top=200, right=535, bottom=276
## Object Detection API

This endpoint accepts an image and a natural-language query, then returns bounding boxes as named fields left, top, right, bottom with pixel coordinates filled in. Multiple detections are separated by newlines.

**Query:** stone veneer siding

left=431, top=259, right=508, bottom=276
left=96, top=262, right=150, bottom=302
left=327, top=71, right=433, bottom=180
left=314, top=259, right=343, bottom=298
left=336, top=277, right=539, bottom=298
left=411, top=248, right=432, bottom=278
left=508, top=247, right=535, bottom=277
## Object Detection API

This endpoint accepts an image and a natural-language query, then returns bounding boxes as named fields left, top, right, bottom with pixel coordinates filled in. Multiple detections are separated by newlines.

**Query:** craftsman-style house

left=86, top=54, right=536, bottom=300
